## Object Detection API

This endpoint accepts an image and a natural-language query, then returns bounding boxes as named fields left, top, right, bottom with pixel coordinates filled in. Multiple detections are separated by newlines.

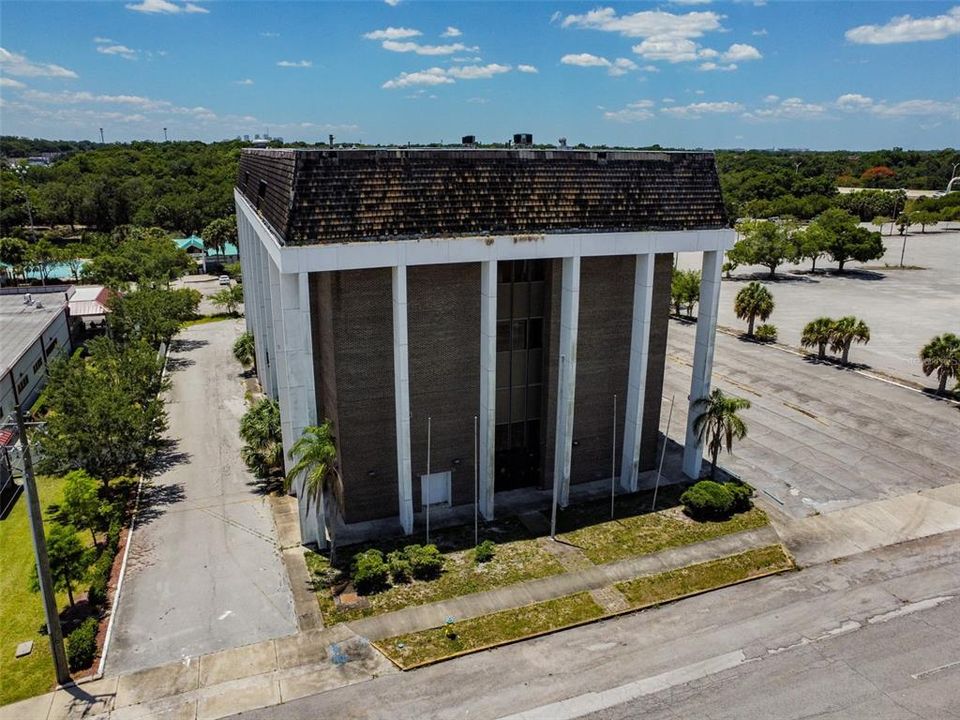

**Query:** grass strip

left=376, top=592, right=604, bottom=669
left=616, top=544, right=793, bottom=607
left=377, top=545, right=793, bottom=670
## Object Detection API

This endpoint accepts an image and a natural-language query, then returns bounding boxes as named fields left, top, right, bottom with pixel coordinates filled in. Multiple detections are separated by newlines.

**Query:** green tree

left=233, top=331, right=256, bottom=371
left=691, top=388, right=751, bottom=480
left=871, top=216, right=891, bottom=235
left=60, top=470, right=105, bottom=547
left=201, top=217, right=237, bottom=256
left=58, top=243, right=88, bottom=282
left=829, top=316, right=870, bottom=365
left=919, top=333, right=960, bottom=394
left=210, top=284, right=243, bottom=316
left=0, top=236, right=30, bottom=282
left=812, top=208, right=884, bottom=271
left=733, top=281, right=774, bottom=337
left=28, top=238, right=57, bottom=285
left=801, top=317, right=836, bottom=360
left=794, top=223, right=829, bottom=272
left=729, top=219, right=798, bottom=278
left=911, top=210, right=940, bottom=233
left=286, top=423, right=344, bottom=561
left=239, top=398, right=283, bottom=480
left=108, top=286, right=201, bottom=347
left=896, top=212, right=912, bottom=235
left=670, top=268, right=700, bottom=317
left=30, top=525, right=92, bottom=608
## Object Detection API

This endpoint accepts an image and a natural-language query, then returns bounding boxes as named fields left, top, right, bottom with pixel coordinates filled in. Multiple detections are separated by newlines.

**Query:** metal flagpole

left=473, top=415, right=478, bottom=548
left=611, top=394, right=617, bottom=520
left=550, top=354, right=565, bottom=539
left=16, top=405, right=70, bottom=685
left=426, top=416, right=431, bottom=544
left=652, top=395, right=675, bottom=513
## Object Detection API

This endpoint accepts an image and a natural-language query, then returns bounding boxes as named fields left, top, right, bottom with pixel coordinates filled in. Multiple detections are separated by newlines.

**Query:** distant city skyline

left=1, top=1, right=958, bottom=150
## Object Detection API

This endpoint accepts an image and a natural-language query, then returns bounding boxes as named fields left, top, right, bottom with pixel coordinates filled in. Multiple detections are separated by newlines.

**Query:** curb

left=376, top=545, right=796, bottom=672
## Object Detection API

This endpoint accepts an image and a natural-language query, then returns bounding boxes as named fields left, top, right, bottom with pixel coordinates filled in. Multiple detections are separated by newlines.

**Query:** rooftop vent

left=513, top=133, right=533, bottom=147
left=461, top=135, right=477, bottom=146
left=558, top=137, right=567, bottom=149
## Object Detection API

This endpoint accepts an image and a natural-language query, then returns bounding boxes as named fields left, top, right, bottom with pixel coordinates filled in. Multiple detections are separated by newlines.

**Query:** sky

left=1, top=1, right=958, bottom=150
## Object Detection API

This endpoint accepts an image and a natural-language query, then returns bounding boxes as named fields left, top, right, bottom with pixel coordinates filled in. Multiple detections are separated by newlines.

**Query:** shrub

left=106, top=519, right=122, bottom=554
left=66, top=617, right=99, bottom=671
left=404, top=544, right=444, bottom=580
left=87, top=551, right=115, bottom=607
left=474, top=540, right=496, bottom=564
left=755, top=324, right=778, bottom=343
left=724, top=481, right=754, bottom=513
left=387, top=550, right=412, bottom=584
left=351, top=549, right=389, bottom=595
left=680, top=481, right=734, bottom=519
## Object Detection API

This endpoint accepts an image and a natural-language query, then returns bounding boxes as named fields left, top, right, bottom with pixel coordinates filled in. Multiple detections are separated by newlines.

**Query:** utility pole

left=15, top=406, right=70, bottom=685
left=652, top=395, right=675, bottom=513
left=99, top=127, right=105, bottom=144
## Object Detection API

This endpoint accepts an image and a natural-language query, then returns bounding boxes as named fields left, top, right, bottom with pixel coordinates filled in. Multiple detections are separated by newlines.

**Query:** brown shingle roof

left=237, top=148, right=728, bottom=246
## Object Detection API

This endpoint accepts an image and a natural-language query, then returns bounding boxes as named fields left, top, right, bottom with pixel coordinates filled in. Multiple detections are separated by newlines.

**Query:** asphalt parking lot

left=677, top=225, right=960, bottom=384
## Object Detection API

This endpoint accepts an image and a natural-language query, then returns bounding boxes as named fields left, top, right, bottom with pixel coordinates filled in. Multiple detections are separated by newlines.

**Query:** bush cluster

left=474, top=540, right=496, bottom=564
left=350, top=543, right=445, bottom=595
left=755, top=324, right=777, bottom=343
left=66, top=617, right=99, bottom=671
left=680, top=480, right=754, bottom=520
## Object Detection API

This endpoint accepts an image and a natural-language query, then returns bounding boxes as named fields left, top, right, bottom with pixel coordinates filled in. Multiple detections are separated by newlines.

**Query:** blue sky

left=1, top=1, right=958, bottom=149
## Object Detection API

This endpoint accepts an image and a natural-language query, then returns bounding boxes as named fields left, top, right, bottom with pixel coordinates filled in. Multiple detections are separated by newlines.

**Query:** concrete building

left=0, top=286, right=73, bottom=514
left=235, top=147, right=733, bottom=547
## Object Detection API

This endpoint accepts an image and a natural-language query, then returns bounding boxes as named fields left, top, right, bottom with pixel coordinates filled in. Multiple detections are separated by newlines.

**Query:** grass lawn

left=0, top=475, right=71, bottom=707
left=377, top=592, right=604, bottom=669
left=616, top=544, right=794, bottom=606
left=307, top=518, right=565, bottom=625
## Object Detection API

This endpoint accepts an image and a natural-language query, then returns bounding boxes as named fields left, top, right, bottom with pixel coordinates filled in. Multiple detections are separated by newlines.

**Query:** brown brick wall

left=407, top=264, right=481, bottom=509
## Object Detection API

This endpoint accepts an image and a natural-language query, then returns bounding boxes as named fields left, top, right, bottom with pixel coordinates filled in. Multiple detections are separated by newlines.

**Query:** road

left=235, top=530, right=960, bottom=720
left=105, top=318, right=296, bottom=675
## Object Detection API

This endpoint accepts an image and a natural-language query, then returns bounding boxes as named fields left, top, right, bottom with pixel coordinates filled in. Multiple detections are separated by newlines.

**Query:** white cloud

left=722, top=43, right=762, bottom=62
left=834, top=93, right=958, bottom=117
left=836, top=93, right=874, bottom=111
left=603, top=99, right=655, bottom=122
left=561, top=7, right=722, bottom=39
left=363, top=27, right=422, bottom=40
left=125, top=0, right=208, bottom=14
left=517, top=64, right=539, bottom=73
left=93, top=36, right=114, bottom=44
left=699, top=62, right=737, bottom=72
left=845, top=7, right=960, bottom=44
left=234, top=78, right=255, bottom=86
left=763, top=94, right=779, bottom=103
left=662, top=101, right=743, bottom=118
left=260, top=32, right=280, bottom=38
left=381, top=40, right=472, bottom=55
left=561, top=52, right=637, bottom=75
left=632, top=36, right=699, bottom=62
left=277, top=60, right=312, bottom=68
left=382, top=63, right=510, bottom=88
left=0, top=47, right=78, bottom=78
left=745, top=97, right=826, bottom=120
left=662, top=97, right=675, bottom=103
left=672, top=0, right=712, bottom=4
left=441, top=26, right=462, bottom=38
left=384, top=0, right=401, bottom=5
left=0, top=77, right=26, bottom=88
left=752, top=28, right=767, bottom=36
left=698, top=48, right=719, bottom=59
left=97, top=44, right=138, bottom=60
left=467, top=97, right=489, bottom=104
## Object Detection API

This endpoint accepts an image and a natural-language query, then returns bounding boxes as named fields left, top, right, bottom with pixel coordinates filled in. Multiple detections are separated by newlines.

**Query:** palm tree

left=733, top=282, right=774, bottom=337
left=286, top=422, right=344, bottom=560
left=233, top=331, right=256, bottom=372
left=801, top=317, right=835, bottom=360
left=692, top=388, right=751, bottom=480
left=239, top=398, right=283, bottom=480
left=920, top=333, right=960, bottom=394
left=830, top=316, right=870, bottom=365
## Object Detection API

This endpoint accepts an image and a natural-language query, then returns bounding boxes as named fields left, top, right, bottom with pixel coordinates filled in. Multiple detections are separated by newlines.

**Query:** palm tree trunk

left=939, top=373, right=947, bottom=394
left=818, top=343, right=826, bottom=360
left=842, top=343, right=850, bottom=365
left=811, top=256, right=817, bottom=272
left=748, top=316, right=755, bottom=336
left=710, top=444, right=719, bottom=480
left=65, top=578, right=75, bottom=608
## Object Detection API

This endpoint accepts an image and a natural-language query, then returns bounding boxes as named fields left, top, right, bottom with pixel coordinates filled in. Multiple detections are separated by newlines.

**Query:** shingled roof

left=237, top=148, right=728, bottom=246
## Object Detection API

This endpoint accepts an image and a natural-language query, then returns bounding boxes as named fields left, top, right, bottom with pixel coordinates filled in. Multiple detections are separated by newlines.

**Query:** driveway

left=662, top=320, right=960, bottom=519
left=105, top=319, right=296, bottom=675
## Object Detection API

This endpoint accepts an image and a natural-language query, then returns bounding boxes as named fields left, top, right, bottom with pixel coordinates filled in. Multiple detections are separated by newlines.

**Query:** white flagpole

left=611, top=393, right=617, bottom=520
left=426, top=416, right=432, bottom=544
left=473, top=415, right=479, bottom=548
left=652, top=395, right=675, bottom=513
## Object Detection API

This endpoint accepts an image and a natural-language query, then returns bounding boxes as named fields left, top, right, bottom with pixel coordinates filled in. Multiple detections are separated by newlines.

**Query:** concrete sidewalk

left=346, top=525, right=781, bottom=641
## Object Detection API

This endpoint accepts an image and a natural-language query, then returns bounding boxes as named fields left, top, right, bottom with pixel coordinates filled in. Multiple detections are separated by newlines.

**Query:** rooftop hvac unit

left=461, top=135, right=476, bottom=146
left=513, top=133, right=533, bottom=146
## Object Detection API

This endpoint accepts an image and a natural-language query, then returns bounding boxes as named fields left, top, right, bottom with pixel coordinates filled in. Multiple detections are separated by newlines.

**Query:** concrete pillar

left=274, top=271, right=321, bottom=546
left=478, top=260, right=496, bottom=520
left=683, top=250, right=723, bottom=479
left=620, top=254, right=655, bottom=492
left=392, top=265, right=414, bottom=534
left=235, top=210, right=253, bottom=337
left=260, top=241, right=278, bottom=399
left=552, top=256, right=580, bottom=507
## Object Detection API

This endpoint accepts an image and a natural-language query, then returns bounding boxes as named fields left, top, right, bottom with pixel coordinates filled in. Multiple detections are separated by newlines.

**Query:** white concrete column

left=553, top=256, right=580, bottom=507
left=275, top=270, right=321, bottom=546
left=683, top=250, right=723, bottom=479
left=620, top=254, right=655, bottom=492
left=260, top=241, right=278, bottom=399
left=392, top=265, right=414, bottom=535
left=478, top=260, right=496, bottom=520
left=235, top=210, right=253, bottom=337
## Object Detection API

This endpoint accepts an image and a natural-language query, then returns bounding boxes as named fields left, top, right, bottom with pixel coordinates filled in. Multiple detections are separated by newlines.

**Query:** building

left=0, top=286, right=73, bottom=514
left=174, top=236, right=240, bottom=273
left=68, top=284, right=112, bottom=326
left=235, top=147, right=733, bottom=547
